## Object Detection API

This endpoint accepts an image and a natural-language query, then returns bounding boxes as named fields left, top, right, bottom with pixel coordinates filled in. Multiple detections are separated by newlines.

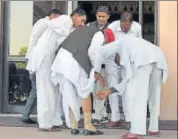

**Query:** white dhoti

left=52, top=86, right=64, bottom=126
left=104, top=56, right=122, bottom=122
left=148, top=66, right=162, bottom=132
left=92, top=68, right=107, bottom=120
left=125, top=63, right=161, bottom=135
left=36, top=55, right=63, bottom=128
left=51, top=48, right=96, bottom=127
left=58, top=75, right=81, bottom=127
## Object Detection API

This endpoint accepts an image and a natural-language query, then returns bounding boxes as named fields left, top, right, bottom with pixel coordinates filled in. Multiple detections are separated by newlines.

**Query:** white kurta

left=26, top=15, right=73, bottom=129
left=94, top=36, right=168, bottom=134
left=94, top=35, right=167, bottom=94
left=51, top=30, right=105, bottom=127
left=88, top=31, right=108, bottom=120
left=107, top=20, right=142, bottom=122
left=51, top=46, right=97, bottom=127
left=89, top=31, right=122, bottom=122
left=108, top=20, right=142, bottom=39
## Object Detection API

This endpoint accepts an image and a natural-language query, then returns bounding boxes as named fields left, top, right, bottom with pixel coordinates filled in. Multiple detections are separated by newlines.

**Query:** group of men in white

left=21, top=6, right=168, bottom=139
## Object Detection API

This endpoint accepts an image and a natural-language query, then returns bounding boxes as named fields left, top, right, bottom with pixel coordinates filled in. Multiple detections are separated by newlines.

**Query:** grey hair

left=96, top=6, right=110, bottom=15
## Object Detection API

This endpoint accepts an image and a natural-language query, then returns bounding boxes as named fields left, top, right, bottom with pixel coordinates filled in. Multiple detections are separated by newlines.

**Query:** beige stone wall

left=158, top=1, right=177, bottom=120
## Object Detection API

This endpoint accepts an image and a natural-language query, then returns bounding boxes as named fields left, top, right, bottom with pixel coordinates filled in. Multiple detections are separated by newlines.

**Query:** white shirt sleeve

left=88, top=31, right=105, bottom=66
left=108, top=21, right=120, bottom=32
left=112, top=48, right=132, bottom=95
left=93, top=41, right=120, bottom=73
left=93, top=40, right=133, bottom=95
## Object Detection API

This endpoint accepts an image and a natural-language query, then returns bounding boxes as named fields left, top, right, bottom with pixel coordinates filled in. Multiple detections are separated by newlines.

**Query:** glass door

left=2, top=1, right=56, bottom=113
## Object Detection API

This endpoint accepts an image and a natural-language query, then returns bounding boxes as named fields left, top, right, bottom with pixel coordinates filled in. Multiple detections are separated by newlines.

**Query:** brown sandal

left=121, top=133, right=143, bottom=139
left=147, top=131, right=160, bottom=137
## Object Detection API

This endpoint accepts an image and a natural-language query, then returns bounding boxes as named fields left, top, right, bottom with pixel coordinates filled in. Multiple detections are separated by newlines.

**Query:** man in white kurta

left=87, top=6, right=110, bottom=125
left=95, top=35, right=167, bottom=139
left=26, top=15, right=73, bottom=131
left=51, top=24, right=105, bottom=135
left=22, top=9, right=61, bottom=124
left=104, top=11, right=142, bottom=127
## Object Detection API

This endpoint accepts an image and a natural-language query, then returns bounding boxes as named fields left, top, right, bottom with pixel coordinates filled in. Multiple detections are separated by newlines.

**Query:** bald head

left=120, top=11, right=133, bottom=22
left=120, top=11, right=133, bottom=33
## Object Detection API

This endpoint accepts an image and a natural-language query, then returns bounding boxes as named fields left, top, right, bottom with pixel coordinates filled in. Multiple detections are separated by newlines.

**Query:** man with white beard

left=105, top=11, right=142, bottom=128
left=94, top=35, right=168, bottom=139
left=26, top=15, right=73, bottom=131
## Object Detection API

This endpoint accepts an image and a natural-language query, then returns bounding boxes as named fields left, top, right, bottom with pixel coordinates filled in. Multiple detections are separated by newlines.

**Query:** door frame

left=72, top=0, right=158, bottom=45
left=0, top=1, right=4, bottom=113
left=2, top=1, right=27, bottom=113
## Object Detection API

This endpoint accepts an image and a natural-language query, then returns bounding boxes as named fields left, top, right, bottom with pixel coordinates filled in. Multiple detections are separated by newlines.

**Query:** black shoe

left=92, top=119, right=101, bottom=126
left=83, top=129, right=104, bottom=136
left=100, top=117, right=109, bottom=123
left=71, top=129, right=80, bottom=135
left=21, top=118, right=37, bottom=124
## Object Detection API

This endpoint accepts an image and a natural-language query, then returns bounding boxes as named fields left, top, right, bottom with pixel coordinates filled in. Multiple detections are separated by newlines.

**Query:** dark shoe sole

left=83, top=129, right=104, bottom=136
left=21, top=119, right=37, bottom=124
left=71, top=129, right=80, bottom=135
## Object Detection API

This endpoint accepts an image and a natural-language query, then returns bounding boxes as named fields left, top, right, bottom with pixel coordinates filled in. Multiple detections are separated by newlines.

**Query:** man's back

left=118, top=35, right=166, bottom=68
left=26, top=17, right=49, bottom=59
left=61, top=25, right=100, bottom=75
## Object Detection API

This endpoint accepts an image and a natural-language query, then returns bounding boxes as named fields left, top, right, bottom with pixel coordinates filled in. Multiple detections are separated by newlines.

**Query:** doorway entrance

left=77, top=1, right=157, bottom=44
left=76, top=1, right=156, bottom=116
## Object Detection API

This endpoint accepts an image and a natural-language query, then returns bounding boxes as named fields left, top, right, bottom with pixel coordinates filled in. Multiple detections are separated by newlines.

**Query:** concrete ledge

left=159, top=120, right=177, bottom=130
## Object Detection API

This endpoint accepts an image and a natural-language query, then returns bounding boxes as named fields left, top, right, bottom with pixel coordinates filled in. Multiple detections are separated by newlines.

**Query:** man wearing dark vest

left=87, top=6, right=110, bottom=125
left=51, top=18, right=105, bottom=135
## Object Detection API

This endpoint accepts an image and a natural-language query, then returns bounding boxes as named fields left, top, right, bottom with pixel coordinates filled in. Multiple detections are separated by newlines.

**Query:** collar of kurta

left=97, top=22, right=109, bottom=30
left=45, top=16, right=50, bottom=20
left=116, top=24, right=135, bottom=34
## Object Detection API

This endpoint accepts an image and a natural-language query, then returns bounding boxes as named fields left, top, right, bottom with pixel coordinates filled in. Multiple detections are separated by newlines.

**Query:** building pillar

left=55, top=1, right=68, bottom=14
left=0, top=1, right=3, bottom=113
left=67, top=1, right=72, bottom=15
left=158, top=1, right=177, bottom=121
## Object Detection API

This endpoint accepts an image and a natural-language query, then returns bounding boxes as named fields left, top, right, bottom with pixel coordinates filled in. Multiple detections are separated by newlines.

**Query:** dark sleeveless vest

left=60, top=25, right=100, bottom=76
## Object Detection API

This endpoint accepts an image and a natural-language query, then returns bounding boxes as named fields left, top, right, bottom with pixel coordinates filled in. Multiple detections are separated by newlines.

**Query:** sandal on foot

left=121, top=133, right=143, bottom=139
left=147, top=131, right=160, bottom=137
left=83, top=129, right=104, bottom=136
left=71, top=129, right=80, bottom=135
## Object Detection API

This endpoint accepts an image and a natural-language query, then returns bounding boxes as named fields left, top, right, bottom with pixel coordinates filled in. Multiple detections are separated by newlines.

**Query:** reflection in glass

left=142, top=1, right=155, bottom=43
left=9, top=61, right=31, bottom=105
left=78, top=1, right=139, bottom=23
